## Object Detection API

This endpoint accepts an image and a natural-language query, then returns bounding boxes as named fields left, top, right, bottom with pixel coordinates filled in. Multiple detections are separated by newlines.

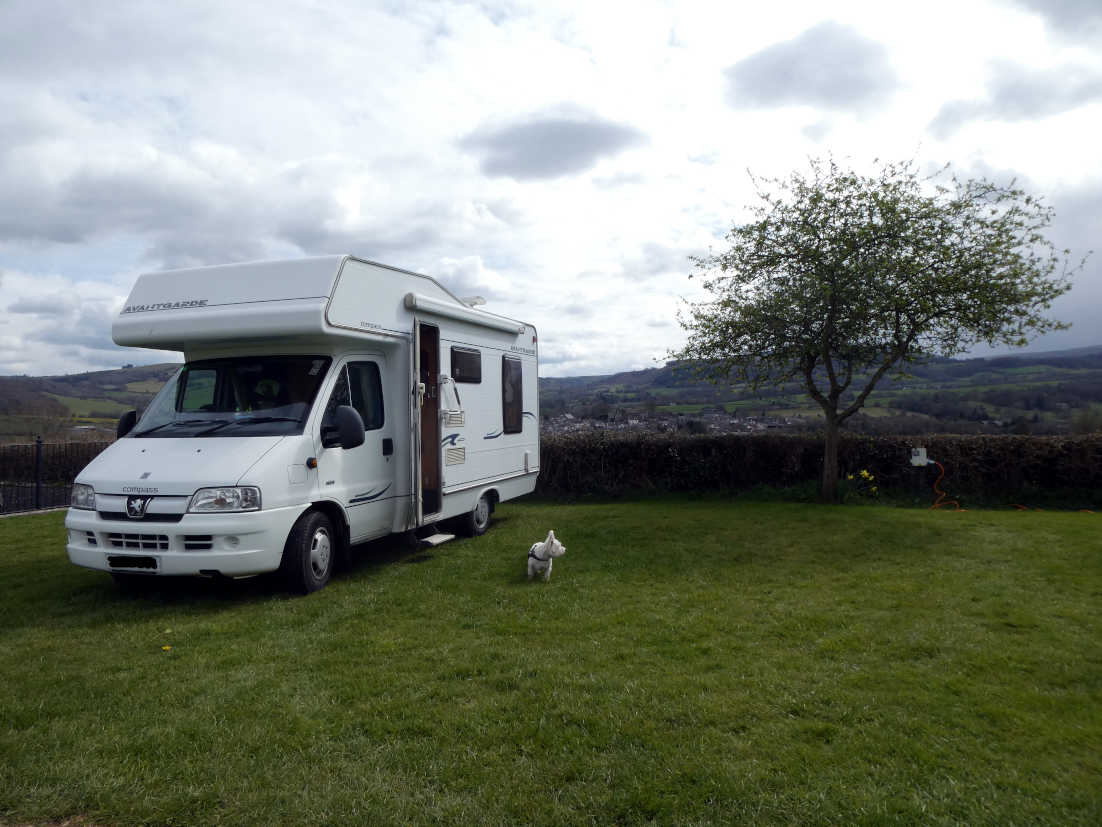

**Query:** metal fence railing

left=0, top=438, right=113, bottom=515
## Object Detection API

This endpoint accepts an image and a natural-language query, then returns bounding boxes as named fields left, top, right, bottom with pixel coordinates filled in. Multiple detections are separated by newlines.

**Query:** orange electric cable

left=930, top=461, right=964, bottom=511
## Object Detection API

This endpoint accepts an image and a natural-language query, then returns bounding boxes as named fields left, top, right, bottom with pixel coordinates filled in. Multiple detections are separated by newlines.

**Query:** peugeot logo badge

left=126, top=496, right=151, bottom=519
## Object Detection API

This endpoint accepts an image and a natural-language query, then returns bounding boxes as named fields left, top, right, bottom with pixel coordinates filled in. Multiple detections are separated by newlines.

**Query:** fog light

left=224, top=536, right=240, bottom=549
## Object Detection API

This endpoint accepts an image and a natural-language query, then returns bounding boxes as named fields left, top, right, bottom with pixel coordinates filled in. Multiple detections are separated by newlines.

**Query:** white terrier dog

left=527, top=530, right=566, bottom=581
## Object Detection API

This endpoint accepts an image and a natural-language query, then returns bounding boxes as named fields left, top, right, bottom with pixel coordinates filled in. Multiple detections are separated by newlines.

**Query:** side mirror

left=117, top=410, right=137, bottom=439
left=327, top=405, right=365, bottom=450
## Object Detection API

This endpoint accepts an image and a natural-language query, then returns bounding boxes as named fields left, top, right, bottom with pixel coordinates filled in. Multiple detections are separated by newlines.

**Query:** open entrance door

left=416, top=322, right=442, bottom=517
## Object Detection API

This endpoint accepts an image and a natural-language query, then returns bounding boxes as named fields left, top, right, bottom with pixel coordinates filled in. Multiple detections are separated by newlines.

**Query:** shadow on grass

left=342, top=514, right=514, bottom=575
left=108, top=512, right=519, bottom=598
left=0, top=515, right=517, bottom=631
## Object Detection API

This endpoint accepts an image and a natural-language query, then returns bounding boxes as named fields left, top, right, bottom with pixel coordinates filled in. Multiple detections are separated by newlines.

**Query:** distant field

left=125, top=379, right=167, bottom=394
left=1, top=499, right=1098, bottom=825
left=46, top=393, right=132, bottom=417
left=0, top=414, right=109, bottom=444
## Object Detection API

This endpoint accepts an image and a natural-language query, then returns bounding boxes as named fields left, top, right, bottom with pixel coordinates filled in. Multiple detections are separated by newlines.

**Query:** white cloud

left=0, top=0, right=1099, bottom=378
left=432, top=255, right=512, bottom=301
left=931, top=60, right=1102, bottom=137
left=459, top=112, right=647, bottom=179
left=0, top=267, right=178, bottom=375
left=725, top=21, right=899, bottom=113
left=1003, top=0, right=1102, bottom=42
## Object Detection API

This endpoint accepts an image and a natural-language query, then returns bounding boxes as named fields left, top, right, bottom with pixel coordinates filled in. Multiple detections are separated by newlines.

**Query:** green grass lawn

left=1, top=500, right=1099, bottom=825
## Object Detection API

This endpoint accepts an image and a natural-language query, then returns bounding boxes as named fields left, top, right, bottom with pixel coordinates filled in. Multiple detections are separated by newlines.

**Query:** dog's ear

left=546, top=530, right=555, bottom=542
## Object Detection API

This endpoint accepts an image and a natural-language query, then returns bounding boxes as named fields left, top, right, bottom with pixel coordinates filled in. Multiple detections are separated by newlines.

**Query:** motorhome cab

left=64, top=256, right=539, bottom=593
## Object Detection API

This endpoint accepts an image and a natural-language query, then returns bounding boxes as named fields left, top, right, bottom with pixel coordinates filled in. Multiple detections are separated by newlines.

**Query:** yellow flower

left=847, top=474, right=854, bottom=481
left=871, top=486, right=878, bottom=494
left=868, top=475, right=874, bottom=481
left=860, top=469, right=871, bottom=479
left=161, top=645, right=172, bottom=652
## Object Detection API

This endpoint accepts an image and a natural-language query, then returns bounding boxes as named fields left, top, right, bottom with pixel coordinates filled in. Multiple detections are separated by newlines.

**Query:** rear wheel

left=280, top=510, right=335, bottom=594
left=458, top=493, right=492, bottom=537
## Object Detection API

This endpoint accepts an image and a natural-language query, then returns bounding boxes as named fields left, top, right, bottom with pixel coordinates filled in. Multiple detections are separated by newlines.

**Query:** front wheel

left=280, top=510, right=336, bottom=594
left=458, top=494, right=492, bottom=537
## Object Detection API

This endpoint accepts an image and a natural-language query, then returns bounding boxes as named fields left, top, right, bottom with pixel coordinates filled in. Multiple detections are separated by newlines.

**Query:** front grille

left=183, top=535, right=213, bottom=551
left=107, top=533, right=169, bottom=551
left=98, top=512, right=184, bottom=523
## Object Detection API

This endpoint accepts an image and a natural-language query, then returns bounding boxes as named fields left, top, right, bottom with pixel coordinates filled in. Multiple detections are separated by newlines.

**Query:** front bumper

left=64, top=505, right=308, bottom=577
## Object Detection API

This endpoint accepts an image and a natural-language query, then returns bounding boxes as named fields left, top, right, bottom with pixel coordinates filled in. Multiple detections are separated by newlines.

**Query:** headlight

left=187, top=486, right=261, bottom=513
left=71, top=483, right=96, bottom=510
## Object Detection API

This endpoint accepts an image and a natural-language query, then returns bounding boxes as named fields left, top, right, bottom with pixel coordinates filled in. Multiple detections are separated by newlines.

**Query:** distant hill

left=3, top=345, right=1102, bottom=442
left=541, top=346, right=1102, bottom=435
left=0, top=363, right=180, bottom=442
left=988, top=344, right=1102, bottom=362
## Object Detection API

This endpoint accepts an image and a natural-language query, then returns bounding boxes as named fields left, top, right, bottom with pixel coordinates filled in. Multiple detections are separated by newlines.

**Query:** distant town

left=542, top=409, right=800, bottom=436
left=4, top=344, right=1102, bottom=444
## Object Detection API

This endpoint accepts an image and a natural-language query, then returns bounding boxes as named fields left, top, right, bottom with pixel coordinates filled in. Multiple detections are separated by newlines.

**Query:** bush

left=537, top=432, right=1102, bottom=507
left=6, top=434, right=1099, bottom=509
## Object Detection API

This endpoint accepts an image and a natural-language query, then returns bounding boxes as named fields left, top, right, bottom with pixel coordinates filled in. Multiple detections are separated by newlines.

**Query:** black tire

left=280, top=510, right=336, bottom=594
left=458, top=493, right=492, bottom=537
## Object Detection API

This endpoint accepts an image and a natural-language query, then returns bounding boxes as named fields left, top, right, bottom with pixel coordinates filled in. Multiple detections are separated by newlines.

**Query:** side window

left=179, top=369, right=217, bottom=412
left=451, top=347, right=482, bottom=383
left=502, top=356, right=523, bottom=434
left=321, top=366, right=351, bottom=428
left=348, top=362, right=384, bottom=430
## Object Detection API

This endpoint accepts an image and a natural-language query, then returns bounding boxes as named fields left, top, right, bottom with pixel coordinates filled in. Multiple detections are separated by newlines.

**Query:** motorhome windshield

left=131, top=356, right=332, bottom=438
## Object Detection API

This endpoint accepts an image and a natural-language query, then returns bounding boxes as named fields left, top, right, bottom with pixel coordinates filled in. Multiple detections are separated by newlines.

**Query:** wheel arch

left=306, top=499, right=351, bottom=554
left=479, top=487, right=500, bottom=513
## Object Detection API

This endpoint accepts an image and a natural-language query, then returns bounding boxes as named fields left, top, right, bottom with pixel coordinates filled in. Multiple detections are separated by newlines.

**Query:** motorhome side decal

left=485, top=411, right=536, bottom=439
left=349, top=483, right=392, bottom=505
left=123, top=299, right=209, bottom=313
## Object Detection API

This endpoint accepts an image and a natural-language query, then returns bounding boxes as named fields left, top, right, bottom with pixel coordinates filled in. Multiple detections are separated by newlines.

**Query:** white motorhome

left=64, top=256, right=539, bottom=592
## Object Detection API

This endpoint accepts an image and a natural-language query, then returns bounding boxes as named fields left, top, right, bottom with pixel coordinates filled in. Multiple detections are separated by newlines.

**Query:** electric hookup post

left=911, top=445, right=963, bottom=511
left=34, top=435, right=43, bottom=510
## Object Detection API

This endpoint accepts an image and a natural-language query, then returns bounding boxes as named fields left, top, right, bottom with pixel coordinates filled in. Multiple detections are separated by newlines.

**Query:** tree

left=676, top=158, right=1080, bottom=502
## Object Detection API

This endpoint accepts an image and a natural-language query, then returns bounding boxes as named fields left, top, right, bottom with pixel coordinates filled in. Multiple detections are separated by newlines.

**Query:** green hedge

left=536, top=433, right=1102, bottom=507
left=7, top=435, right=1099, bottom=509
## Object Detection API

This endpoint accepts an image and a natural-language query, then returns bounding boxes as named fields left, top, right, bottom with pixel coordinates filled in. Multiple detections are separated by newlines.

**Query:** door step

left=419, top=532, right=456, bottom=548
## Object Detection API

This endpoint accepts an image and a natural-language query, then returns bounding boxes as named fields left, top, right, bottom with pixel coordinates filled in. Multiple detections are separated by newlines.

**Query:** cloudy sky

left=1, top=0, right=1099, bottom=377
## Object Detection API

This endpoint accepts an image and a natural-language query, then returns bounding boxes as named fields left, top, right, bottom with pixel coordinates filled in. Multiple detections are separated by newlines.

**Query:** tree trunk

left=820, top=419, right=841, bottom=503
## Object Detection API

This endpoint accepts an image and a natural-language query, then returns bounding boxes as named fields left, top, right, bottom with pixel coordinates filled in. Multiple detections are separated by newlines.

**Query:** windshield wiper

left=195, top=416, right=302, bottom=436
left=132, top=418, right=226, bottom=437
